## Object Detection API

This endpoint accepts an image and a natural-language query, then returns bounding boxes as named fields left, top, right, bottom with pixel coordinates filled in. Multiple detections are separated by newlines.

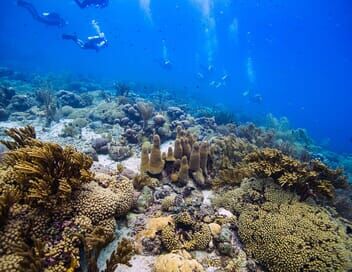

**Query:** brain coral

left=73, top=179, right=134, bottom=224
left=215, top=178, right=352, bottom=272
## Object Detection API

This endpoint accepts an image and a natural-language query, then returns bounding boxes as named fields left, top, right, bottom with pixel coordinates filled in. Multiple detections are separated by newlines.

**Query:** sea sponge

left=148, top=135, right=165, bottom=175
left=154, top=250, right=205, bottom=272
left=174, top=139, right=183, bottom=159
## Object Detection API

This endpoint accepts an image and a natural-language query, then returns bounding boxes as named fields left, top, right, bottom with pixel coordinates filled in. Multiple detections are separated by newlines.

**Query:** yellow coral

left=218, top=178, right=352, bottom=272
left=148, top=135, right=165, bottom=175
left=154, top=250, right=205, bottom=272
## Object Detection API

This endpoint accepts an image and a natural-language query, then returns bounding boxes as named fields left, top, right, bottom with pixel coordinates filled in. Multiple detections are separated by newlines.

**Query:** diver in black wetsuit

left=17, top=0, right=66, bottom=27
left=62, top=20, right=108, bottom=52
left=74, top=0, right=109, bottom=8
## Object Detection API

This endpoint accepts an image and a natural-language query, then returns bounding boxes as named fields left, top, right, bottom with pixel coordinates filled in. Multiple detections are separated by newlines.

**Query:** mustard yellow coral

left=216, top=178, right=352, bottom=272
left=154, top=250, right=205, bottom=272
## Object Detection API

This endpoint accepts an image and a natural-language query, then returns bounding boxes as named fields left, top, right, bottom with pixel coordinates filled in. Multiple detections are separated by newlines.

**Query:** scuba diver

left=62, top=20, right=108, bottom=52
left=159, top=40, right=173, bottom=70
left=74, top=0, right=109, bottom=8
left=17, top=0, right=66, bottom=27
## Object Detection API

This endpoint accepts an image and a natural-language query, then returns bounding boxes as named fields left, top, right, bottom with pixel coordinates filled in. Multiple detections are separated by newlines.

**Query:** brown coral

left=235, top=148, right=348, bottom=200
left=136, top=101, right=154, bottom=129
left=148, top=135, right=165, bottom=175
left=2, top=134, right=93, bottom=210
left=215, top=178, right=352, bottom=272
left=140, top=144, right=150, bottom=173
left=174, top=139, right=183, bottom=160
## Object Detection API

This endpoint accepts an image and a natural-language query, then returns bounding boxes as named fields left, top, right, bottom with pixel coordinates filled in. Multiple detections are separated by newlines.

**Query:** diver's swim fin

left=62, top=34, right=78, bottom=41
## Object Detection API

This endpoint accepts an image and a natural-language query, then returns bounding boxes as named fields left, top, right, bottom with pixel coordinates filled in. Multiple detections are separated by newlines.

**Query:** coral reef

left=2, top=127, right=93, bottom=210
left=105, top=238, right=135, bottom=271
left=234, top=148, right=348, bottom=200
left=214, top=178, right=352, bottom=272
left=0, top=126, right=135, bottom=271
left=161, top=212, right=212, bottom=251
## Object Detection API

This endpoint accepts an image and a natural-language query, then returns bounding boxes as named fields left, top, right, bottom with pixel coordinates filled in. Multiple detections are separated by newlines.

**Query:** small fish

left=221, top=74, right=229, bottom=81
left=197, top=72, right=204, bottom=79
left=242, top=90, right=250, bottom=97
left=215, top=82, right=222, bottom=88
left=209, top=80, right=216, bottom=87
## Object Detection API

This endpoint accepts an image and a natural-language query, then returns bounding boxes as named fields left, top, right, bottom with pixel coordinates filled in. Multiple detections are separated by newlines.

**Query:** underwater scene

left=1, top=0, right=352, bottom=271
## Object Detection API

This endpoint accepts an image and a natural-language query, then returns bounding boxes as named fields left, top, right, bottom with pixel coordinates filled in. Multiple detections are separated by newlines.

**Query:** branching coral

left=3, top=141, right=93, bottom=210
left=0, top=126, right=36, bottom=150
left=234, top=148, right=348, bottom=200
left=136, top=101, right=154, bottom=129
left=0, top=126, right=135, bottom=271
left=105, top=238, right=135, bottom=271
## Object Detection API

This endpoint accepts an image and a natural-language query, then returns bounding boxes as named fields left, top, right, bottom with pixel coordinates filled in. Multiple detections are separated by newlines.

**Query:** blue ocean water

left=0, top=0, right=351, bottom=154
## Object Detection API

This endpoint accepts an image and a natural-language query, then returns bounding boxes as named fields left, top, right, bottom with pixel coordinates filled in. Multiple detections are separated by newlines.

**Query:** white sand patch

left=0, top=121, right=23, bottom=128
left=202, top=190, right=214, bottom=206
left=45, top=119, right=73, bottom=138
left=97, top=154, right=117, bottom=169
left=121, top=155, right=140, bottom=174
left=114, top=255, right=156, bottom=272
left=81, top=127, right=101, bottom=141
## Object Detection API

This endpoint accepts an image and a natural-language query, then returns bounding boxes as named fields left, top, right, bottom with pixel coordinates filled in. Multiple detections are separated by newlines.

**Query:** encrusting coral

left=154, top=250, right=205, bottom=272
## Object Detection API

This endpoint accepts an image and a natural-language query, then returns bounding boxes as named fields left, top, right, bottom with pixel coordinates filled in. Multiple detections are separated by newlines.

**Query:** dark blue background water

left=1, top=0, right=351, bottom=154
